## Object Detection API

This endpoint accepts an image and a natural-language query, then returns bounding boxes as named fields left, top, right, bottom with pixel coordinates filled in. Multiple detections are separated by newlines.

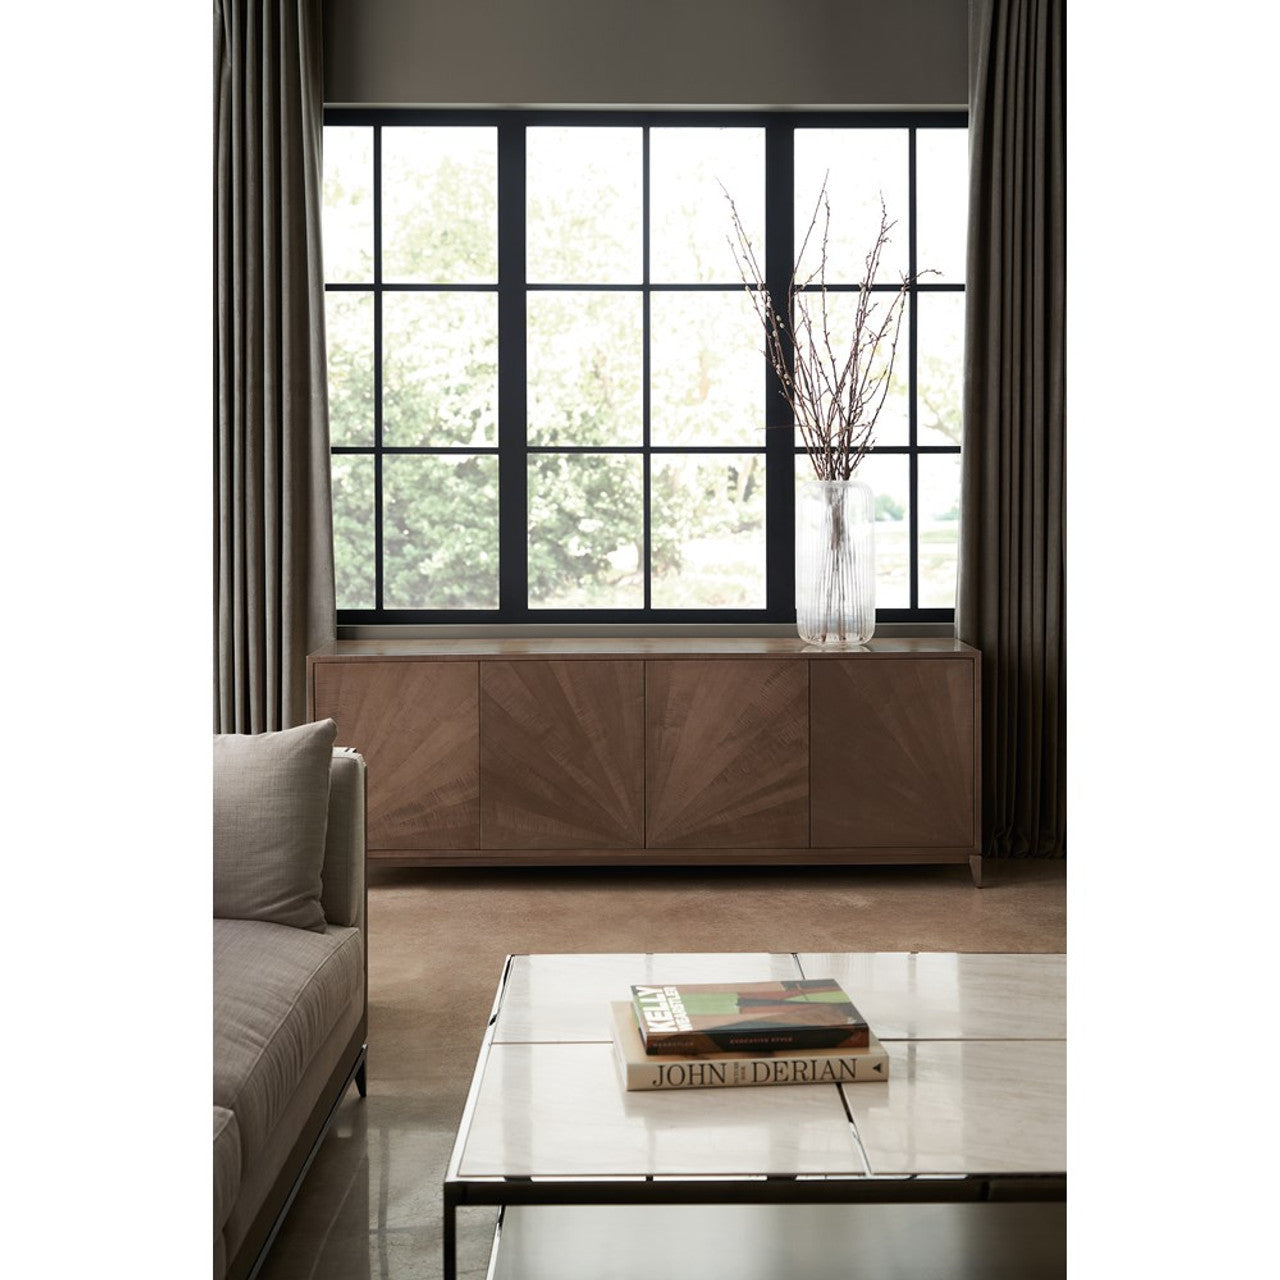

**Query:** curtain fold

left=958, top=0, right=1066, bottom=857
left=215, top=0, right=334, bottom=733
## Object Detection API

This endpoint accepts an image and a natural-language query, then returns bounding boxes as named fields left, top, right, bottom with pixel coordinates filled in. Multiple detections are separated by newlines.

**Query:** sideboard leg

left=969, top=855, right=984, bottom=888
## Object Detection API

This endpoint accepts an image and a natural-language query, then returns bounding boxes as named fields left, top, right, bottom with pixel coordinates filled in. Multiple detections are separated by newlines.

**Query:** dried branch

left=724, top=178, right=933, bottom=481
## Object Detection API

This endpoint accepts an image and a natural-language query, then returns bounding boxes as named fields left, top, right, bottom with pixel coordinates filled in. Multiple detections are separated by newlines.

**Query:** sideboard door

left=312, top=660, right=480, bottom=852
left=480, top=660, right=645, bottom=849
left=646, top=659, right=809, bottom=848
left=810, top=658, right=976, bottom=850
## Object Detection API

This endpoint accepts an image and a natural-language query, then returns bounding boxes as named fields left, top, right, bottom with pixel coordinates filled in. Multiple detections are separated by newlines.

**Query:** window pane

left=325, top=291, right=374, bottom=447
left=791, top=292, right=909, bottom=448
left=919, top=453, right=961, bottom=608
left=650, top=291, right=763, bottom=446
left=383, top=455, right=499, bottom=609
left=382, top=293, right=498, bottom=447
left=332, top=453, right=375, bottom=610
left=801, top=452, right=909, bottom=609
left=917, top=128, right=968, bottom=284
left=794, top=129, right=909, bottom=284
left=382, top=127, right=497, bottom=283
left=651, top=127, right=765, bottom=283
left=528, top=128, right=642, bottom=284
left=322, top=126, right=373, bottom=283
left=528, top=455, right=643, bottom=609
left=858, top=453, right=910, bottom=608
left=652, top=454, right=766, bottom=609
left=527, top=293, right=643, bottom=447
left=917, top=291, right=964, bottom=446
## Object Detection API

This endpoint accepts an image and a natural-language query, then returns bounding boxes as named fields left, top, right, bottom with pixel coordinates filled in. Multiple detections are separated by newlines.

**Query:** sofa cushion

left=220, top=1005, right=363, bottom=1268
left=214, top=718, right=337, bottom=931
left=212, top=917, right=363, bottom=1177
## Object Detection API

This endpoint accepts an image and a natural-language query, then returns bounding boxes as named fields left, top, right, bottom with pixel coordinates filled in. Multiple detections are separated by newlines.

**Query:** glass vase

left=795, top=477, right=876, bottom=646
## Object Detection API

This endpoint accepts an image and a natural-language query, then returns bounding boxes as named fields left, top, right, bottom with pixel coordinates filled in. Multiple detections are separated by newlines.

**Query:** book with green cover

left=610, top=1002, right=889, bottom=1091
left=629, top=978, right=870, bottom=1055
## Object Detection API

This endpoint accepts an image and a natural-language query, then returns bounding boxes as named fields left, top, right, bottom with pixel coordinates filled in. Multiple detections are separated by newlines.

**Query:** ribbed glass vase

left=795, top=477, right=876, bottom=646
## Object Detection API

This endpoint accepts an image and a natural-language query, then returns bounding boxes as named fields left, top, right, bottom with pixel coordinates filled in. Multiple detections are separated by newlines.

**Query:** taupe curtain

left=215, top=0, right=334, bottom=733
left=958, top=0, right=1066, bottom=857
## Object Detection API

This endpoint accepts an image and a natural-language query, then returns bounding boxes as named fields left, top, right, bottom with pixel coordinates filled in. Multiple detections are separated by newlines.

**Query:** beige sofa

left=213, top=723, right=368, bottom=1280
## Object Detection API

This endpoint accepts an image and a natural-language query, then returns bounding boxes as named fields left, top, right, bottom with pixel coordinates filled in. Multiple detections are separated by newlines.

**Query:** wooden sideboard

left=307, top=638, right=983, bottom=885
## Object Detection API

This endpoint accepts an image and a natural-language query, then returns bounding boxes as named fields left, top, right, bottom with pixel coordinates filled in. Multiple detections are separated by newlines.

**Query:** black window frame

left=324, top=107, right=967, bottom=627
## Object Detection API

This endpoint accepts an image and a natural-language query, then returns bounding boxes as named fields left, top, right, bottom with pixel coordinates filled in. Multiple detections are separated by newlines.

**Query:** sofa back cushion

left=214, top=719, right=337, bottom=931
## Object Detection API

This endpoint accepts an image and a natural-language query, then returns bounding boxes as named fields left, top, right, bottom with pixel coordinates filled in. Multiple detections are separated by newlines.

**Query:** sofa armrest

left=320, top=749, right=366, bottom=930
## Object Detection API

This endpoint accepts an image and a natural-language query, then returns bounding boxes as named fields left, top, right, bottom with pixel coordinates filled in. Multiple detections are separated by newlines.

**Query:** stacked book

left=610, top=978, right=889, bottom=1092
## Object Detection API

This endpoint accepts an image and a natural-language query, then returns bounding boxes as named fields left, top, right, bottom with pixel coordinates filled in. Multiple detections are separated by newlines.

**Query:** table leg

left=443, top=1186, right=458, bottom=1280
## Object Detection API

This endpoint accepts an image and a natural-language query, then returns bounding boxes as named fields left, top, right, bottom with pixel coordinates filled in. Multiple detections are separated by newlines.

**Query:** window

left=322, top=111, right=966, bottom=624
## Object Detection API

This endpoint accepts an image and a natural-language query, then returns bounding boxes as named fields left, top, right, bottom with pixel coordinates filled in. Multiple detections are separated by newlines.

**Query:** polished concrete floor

left=257, top=860, right=1067, bottom=1280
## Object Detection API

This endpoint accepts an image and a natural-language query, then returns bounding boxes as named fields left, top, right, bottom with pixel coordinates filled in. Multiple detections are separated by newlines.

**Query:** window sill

left=336, top=620, right=956, bottom=641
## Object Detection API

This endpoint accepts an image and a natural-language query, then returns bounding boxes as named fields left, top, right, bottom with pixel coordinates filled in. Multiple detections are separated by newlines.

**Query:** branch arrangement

left=725, top=177, right=926, bottom=481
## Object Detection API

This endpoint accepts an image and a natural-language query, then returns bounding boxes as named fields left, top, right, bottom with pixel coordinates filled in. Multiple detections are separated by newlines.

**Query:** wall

left=323, top=0, right=968, bottom=109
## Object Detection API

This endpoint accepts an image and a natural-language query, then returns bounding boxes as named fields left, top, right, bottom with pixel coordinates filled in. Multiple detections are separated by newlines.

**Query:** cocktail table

left=443, top=952, right=1066, bottom=1279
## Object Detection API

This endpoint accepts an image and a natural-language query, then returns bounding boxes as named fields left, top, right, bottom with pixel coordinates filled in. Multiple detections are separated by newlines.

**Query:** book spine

left=617, top=1046, right=890, bottom=1092
left=640, top=1026, right=870, bottom=1056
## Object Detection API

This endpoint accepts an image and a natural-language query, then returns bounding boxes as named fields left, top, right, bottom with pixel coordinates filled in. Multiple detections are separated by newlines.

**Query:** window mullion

left=764, top=122, right=795, bottom=619
left=908, top=125, right=920, bottom=611
left=373, top=124, right=385, bottom=612
left=642, top=126, right=652, bottom=612
left=497, top=123, right=528, bottom=618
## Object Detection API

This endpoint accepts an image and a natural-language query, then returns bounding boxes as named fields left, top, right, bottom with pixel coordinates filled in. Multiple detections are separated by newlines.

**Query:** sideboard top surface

left=309, top=637, right=976, bottom=662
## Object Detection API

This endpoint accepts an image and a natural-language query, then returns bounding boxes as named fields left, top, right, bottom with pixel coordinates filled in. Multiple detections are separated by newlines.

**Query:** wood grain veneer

left=810, top=658, right=976, bottom=849
left=646, top=659, right=809, bottom=848
left=309, top=639, right=981, bottom=878
left=312, top=660, right=480, bottom=850
left=480, top=661, right=644, bottom=849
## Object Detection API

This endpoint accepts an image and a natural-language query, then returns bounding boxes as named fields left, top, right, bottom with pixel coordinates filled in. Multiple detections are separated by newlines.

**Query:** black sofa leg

left=355, top=1053, right=368, bottom=1098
